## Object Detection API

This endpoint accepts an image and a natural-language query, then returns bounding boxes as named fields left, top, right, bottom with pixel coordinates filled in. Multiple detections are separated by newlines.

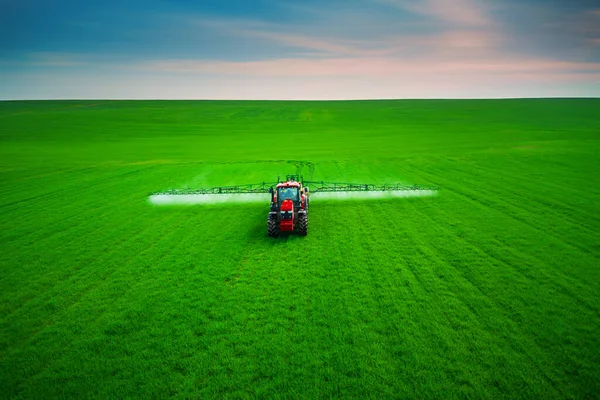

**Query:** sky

left=1, top=0, right=599, bottom=99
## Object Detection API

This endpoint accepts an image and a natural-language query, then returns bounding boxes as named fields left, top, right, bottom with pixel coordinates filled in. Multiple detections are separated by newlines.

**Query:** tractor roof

left=276, top=181, right=301, bottom=188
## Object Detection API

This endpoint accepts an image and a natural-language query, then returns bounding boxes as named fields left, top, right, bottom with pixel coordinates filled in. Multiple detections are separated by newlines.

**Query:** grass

left=1, top=99, right=599, bottom=398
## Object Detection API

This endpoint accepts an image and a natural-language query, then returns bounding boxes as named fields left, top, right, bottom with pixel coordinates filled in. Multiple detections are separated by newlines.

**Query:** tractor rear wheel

left=297, top=212, right=308, bottom=236
left=268, top=217, right=279, bottom=237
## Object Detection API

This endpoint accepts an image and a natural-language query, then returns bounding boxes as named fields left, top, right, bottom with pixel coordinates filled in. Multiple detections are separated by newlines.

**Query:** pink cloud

left=506, top=72, right=600, bottom=83
left=191, top=4, right=505, bottom=62
left=234, top=30, right=392, bottom=57
left=195, top=17, right=393, bottom=57
left=137, top=57, right=600, bottom=78
left=7, top=66, right=597, bottom=100
left=435, top=30, right=500, bottom=49
left=377, top=0, right=492, bottom=27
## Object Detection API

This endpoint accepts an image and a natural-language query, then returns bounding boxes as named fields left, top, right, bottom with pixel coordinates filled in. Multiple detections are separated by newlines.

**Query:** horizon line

left=1, top=96, right=599, bottom=102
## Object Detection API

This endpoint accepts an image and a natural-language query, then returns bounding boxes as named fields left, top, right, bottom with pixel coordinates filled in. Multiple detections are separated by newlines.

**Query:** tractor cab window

left=278, top=187, right=298, bottom=201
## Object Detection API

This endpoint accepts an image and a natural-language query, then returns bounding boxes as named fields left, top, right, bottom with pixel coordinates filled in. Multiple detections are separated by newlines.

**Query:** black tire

left=297, top=212, right=308, bottom=236
left=268, top=217, right=279, bottom=237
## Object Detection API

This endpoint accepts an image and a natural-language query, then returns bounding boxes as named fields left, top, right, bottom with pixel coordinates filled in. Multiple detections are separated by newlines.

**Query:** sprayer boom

left=150, top=175, right=439, bottom=237
left=151, top=179, right=438, bottom=196
left=305, top=181, right=439, bottom=192
left=152, top=182, right=276, bottom=196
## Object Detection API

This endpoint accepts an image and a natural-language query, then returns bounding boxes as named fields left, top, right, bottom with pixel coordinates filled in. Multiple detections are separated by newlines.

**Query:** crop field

left=1, top=99, right=599, bottom=398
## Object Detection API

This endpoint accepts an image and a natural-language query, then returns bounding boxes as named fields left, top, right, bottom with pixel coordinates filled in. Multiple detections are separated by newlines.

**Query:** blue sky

left=1, top=0, right=599, bottom=99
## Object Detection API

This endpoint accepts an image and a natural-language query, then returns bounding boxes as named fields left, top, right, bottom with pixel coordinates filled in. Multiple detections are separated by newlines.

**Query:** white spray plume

left=149, top=189, right=437, bottom=206
left=149, top=193, right=268, bottom=205
left=312, top=190, right=438, bottom=201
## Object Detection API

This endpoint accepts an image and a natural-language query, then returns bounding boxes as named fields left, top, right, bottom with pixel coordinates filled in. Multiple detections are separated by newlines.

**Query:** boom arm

left=305, top=181, right=439, bottom=192
left=150, top=178, right=438, bottom=196
left=152, top=182, right=277, bottom=196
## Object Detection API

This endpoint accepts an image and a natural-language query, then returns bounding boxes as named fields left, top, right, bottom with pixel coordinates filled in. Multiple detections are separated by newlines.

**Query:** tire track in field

left=395, top=213, right=547, bottom=395
left=0, top=182, right=142, bottom=250
left=0, top=209, right=184, bottom=359
left=0, top=163, right=176, bottom=252
left=0, top=203, right=155, bottom=319
left=0, top=165, right=191, bottom=318
left=457, top=189, right=599, bottom=292
left=0, top=167, right=162, bottom=284
left=0, top=165, right=151, bottom=234
left=11, top=207, right=237, bottom=395
left=439, top=159, right=600, bottom=244
left=0, top=196, right=147, bottom=316
left=484, top=156, right=598, bottom=215
left=378, top=195, right=560, bottom=393
left=0, top=167, right=149, bottom=210
left=242, top=205, right=407, bottom=393
left=1, top=205, right=134, bottom=288
left=453, top=162, right=599, bottom=235
left=420, top=156, right=596, bottom=229
left=417, top=163, right=600, bottom=294
left=434, top=178, right=599, bottom=315
left=467, top=155, right=598, bottom=236
left=407, top=163, right=600, bottom=285
left=0, top=166, right=151, bottom=229
left=394, top=199, right=566, bottom=397
left=440, top=189, right=600, bottom=318
left=345, top=202, right=476, bottom=395
left=341, top=204, right=404, bottom=330
left=2, top=208, right=191, bottom=395
left=0, top=164, right=101, bottom=184
left=314, top=204, right=412, bottom=390
left=492, top=152, right=600, bottom=198
left=415, top=170, right=599, bottom=318
left=0, top=163, right=162, bottom=232
left=421, top=172, right=600, bottom=321
left=0, top=193, right=132, bottom=251
left=0, top=167, right=114, bottom=215
left=399, top=181, right=598, bottom=396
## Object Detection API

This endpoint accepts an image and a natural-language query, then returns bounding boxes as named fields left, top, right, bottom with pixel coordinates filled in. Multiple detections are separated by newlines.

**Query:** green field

left=1, top=99, right=599, bottom=398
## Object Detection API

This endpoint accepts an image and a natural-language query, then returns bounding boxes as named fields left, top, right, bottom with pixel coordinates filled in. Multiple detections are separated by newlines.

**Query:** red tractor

left=268, top=175, right=309, bottom=237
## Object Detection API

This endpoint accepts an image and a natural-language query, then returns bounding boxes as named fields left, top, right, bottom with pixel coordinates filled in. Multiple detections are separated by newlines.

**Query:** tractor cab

left=276, top=184, right=300, bottom=204
left=271, top=175, right=305, bottom=208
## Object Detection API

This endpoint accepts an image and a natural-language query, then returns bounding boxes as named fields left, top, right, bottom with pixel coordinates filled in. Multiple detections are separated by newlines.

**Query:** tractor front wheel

left=268, top=217, right=279, bottom=237
left=297, top=212, right=308, bottom=236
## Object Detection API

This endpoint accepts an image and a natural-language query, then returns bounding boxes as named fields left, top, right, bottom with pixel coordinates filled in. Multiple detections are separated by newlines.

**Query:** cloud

left=187, top=0, right=514, bottom=66
left=188, top=13, right=503, bottom=63
left=435, top=30, right=498, bottom=49
left=373, top=0, right=510, bottom=61
left=193, top=16, right=392, bottom=57
left=376, top=0, right=492, bottom=27
left=4, top=65, right=598, bottom=101
left=135, top=56, right=600, bottom=78
left=235, top=30, right=392, bottom=57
